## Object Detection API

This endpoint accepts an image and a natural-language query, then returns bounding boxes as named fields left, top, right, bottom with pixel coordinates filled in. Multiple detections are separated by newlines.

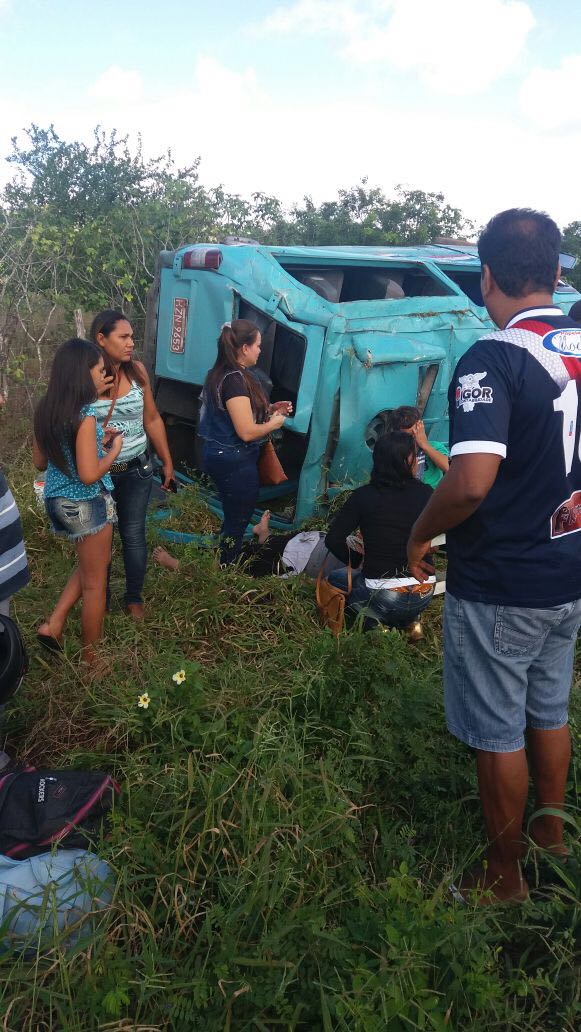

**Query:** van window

left=237, top=300, right=307, bottom=406
left=278, top=263, right=453, bottom=302
left=441, top=270, right=483, bottom=306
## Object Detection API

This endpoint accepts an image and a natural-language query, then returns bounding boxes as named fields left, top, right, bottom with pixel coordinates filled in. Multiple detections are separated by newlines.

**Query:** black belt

left=110, top=451, right=148, bottom=475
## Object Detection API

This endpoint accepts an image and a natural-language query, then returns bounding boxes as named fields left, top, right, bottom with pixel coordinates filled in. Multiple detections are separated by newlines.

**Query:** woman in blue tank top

left=32, top=339, right=123, bottom=666
left=199, top=320, right=292, bottom=564
left=90, top=310, right=175, bottom=621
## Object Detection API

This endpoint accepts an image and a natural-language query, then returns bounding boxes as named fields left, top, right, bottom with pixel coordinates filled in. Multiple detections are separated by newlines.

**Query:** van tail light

left=182, top=247, right=222, bottom=270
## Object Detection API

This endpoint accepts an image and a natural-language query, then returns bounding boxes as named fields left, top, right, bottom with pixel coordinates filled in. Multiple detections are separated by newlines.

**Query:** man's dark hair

left=478, top=208, right=561, bottom=298
left=568, top=299, right=581, bottom=323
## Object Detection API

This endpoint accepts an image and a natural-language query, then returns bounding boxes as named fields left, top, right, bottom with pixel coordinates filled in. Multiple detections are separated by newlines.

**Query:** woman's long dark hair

left=34, top=338, right=102, bottom=475
left=89, top=309, right=146, bottom=389
left=205, top=320, right=268, bottom=420
left=370, top=431, right=417, bottom=490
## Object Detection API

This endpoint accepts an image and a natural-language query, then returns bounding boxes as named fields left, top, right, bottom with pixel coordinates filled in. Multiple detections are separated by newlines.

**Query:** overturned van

left=144, top=242, right=580, bottom=528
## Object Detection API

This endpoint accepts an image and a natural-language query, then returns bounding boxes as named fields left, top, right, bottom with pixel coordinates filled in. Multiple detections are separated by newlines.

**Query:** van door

left=236, top=293, right=325, bottom=434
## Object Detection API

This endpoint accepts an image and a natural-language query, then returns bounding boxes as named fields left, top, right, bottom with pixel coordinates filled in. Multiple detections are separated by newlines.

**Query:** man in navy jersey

left=407, top=209, right=581, bottom=903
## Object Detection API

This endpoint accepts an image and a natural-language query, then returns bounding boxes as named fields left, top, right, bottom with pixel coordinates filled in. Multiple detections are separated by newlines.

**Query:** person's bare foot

left=451, top=862, right=529, bottom=906
left=81, top=649, right=112, bottom=681
left=529, top=819, right=570, bottom=858
left=37, top=620, right=64, bottom=651
left=152, top=546, right=180, bottom=572
left=126, top=603, right=145, bottom=621
left=253, top=510, right=270, bottom=545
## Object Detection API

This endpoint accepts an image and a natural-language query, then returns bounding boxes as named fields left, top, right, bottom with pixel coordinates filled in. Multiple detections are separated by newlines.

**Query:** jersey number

left=553, top=380, right=580, bottom=475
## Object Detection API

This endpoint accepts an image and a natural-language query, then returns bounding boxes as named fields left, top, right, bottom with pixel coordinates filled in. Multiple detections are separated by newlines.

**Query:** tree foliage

left=0, top=125, right=473, bottom=319
left=0, top=122, right=479, bottom=392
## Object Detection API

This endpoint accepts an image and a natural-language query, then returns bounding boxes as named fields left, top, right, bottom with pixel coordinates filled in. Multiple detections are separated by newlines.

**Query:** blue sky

left=1, top=0, right=581, bottom=228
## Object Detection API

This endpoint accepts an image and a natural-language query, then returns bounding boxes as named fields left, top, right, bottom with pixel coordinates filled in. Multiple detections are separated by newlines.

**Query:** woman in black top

left=325, top=431, right=435, bottom=628
left=198, top=320, right=292, bottom=564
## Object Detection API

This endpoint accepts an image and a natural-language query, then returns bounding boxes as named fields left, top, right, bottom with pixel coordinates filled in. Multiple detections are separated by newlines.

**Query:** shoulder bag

left=315, top=558, right=352, bottom=637
left=258, top=439, right=288, bottom=486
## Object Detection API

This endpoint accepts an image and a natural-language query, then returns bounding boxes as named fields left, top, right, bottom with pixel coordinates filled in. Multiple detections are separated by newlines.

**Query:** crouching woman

left=324, top=431, right=435, bottom=632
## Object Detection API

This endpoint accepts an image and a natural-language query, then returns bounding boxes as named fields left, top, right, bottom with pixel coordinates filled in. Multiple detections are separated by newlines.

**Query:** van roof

left=264, top=242, right=576, bottom=270
left=267, top=243, right=480, bottom=266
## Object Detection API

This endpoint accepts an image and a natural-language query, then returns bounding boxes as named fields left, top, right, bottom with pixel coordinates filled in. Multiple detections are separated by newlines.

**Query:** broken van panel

left=144, top=243, right=580, bottom=528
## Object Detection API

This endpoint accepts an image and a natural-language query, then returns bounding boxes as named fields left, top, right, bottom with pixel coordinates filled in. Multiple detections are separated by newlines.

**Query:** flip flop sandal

left=36, top=633, right=64, bottom=654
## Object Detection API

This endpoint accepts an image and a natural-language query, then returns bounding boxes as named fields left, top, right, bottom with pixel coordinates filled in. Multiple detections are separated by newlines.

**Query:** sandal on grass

left=36, top=629, right=64, bottom=653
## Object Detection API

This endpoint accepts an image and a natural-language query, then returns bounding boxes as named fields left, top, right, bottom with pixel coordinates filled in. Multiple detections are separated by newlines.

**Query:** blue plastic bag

left=0, top=849, right=113, bottom=953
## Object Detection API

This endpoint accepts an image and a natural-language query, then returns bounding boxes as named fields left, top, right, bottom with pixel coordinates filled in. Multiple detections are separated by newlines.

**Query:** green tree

left=269, top=180, right=471, bottom=246
left=1, top=127, right=473, bottom=349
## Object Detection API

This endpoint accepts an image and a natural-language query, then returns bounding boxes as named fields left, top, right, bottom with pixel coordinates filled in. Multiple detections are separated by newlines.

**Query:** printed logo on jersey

left=455, top=372, right=493, bottom=412
left=542, top=328, right=581, bottom=357
left=551, top=489, right=581, bottom=538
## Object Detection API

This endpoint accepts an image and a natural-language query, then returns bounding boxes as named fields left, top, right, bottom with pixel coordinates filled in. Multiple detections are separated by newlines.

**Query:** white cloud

left=256, top=0, right=536, bottom=95
left=90, top=66, right=144, bottom=104
left=519, top=54, right=581, bottom=130
left=258, top=0, right=367, bottom=38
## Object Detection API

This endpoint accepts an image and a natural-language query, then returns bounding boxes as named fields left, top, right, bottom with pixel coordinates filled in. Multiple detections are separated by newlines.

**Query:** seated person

left=324, top=432, right=435, bottom=633
left=388, top=405, right=449, bottom=487
left=153, top=510, right=362, bottom=580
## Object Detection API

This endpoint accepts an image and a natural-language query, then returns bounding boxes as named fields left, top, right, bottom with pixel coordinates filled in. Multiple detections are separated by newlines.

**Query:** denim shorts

left=444, top=592, right=581, bottom=753
left=45, top=493, right=117, bottom=542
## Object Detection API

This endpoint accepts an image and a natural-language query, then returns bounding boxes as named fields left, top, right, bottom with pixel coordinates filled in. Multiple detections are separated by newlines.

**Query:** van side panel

left=155, top=268, right=234, bottom=386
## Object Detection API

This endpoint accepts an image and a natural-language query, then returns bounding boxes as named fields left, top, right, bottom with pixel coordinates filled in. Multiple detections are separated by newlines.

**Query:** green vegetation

left=1, top=123, right=472, bottom=377
left=0, top=124, right=579, bottom=1030
left=0, top=445, right=578, bottom=1031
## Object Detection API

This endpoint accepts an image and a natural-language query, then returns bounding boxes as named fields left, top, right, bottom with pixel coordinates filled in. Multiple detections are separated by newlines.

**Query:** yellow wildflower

left=172, top=669, right=186, bottom=684
left=137, top=692, right=150, bottom=709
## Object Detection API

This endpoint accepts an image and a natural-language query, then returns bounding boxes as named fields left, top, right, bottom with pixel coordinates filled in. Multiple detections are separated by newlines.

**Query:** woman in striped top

left=90, top=310, right=174, bottom=621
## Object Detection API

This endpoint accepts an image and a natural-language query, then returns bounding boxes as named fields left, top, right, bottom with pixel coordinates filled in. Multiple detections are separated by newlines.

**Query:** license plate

left=170, top=297, right=189, bottom=354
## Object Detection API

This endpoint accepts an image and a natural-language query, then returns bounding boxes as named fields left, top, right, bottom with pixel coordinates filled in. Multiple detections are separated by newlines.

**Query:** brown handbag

left=258, top=440, right=288, bottom=486
left=315, top=560, right=352, bottom=637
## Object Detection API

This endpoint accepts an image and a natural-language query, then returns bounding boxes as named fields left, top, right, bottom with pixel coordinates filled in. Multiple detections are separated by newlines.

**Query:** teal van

left=144, top=242, right=579, bottom=528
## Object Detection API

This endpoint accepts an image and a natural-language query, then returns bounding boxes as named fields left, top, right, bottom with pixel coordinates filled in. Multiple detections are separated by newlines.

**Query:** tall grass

left=0, top=452, right=578, bottom=1031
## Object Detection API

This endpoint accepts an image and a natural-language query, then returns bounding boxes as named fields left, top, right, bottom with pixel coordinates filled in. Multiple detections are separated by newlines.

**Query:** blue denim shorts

left=444, top=592, right=581, bottom=753
left=45, top=493, right=117, bottom=542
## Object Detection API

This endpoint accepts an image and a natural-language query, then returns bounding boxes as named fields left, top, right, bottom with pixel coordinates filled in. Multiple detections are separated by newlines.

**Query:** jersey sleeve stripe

left=450, top=440, right=507, bottom=458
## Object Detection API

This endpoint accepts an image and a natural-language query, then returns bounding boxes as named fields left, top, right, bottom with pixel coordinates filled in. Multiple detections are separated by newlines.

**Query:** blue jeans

left=203, top=443, right=260, bottom=564
left=109, top=462, right=154, bottom=606
left=328, top=568, right=434, bottom=628
left=444, top=592, right=581, bottom=752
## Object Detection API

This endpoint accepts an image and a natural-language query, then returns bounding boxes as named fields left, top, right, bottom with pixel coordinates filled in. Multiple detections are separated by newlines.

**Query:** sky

left=1, top=0, right=581, bottom=230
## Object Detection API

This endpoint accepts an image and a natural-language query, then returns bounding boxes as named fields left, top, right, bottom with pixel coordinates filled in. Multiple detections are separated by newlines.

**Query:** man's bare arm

left=407, top=453, right=502, bottom=580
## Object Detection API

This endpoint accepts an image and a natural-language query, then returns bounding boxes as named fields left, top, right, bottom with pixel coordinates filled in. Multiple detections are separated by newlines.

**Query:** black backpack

left=0, top=768, right=120, bottom=859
